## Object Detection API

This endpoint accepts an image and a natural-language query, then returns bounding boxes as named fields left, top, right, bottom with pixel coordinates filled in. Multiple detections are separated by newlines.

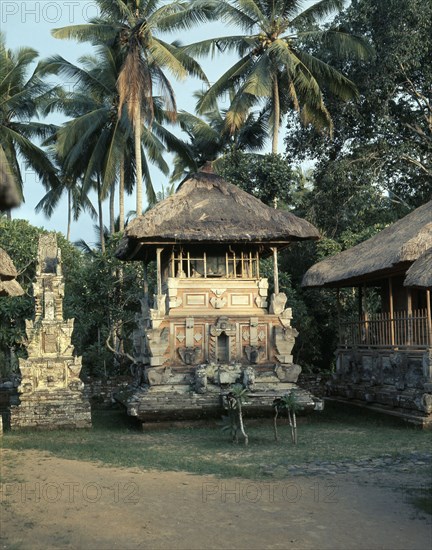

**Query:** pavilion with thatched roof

left=117, top=167, right=319, bottom=261
left=302, top=200, right=432, bottom=425
left=404, top=249, right=432, bottom=289
left=0, top=247, right=24, bottom=297
left=115, top=167, right=322, bottom=423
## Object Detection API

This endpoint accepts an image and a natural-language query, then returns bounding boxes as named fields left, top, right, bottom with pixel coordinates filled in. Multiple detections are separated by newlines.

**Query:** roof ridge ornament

left=199, top=161, right=214, bottom=174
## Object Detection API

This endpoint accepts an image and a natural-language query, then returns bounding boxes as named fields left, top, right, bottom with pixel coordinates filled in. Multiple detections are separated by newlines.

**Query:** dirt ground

left=0, top=447, right=431, bottom=550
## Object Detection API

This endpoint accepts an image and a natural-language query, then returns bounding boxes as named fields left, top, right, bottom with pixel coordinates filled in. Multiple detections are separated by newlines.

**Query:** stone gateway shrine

left=115, top=166, right=323, bottom=422
left=10, top=234, right=91, bottom=429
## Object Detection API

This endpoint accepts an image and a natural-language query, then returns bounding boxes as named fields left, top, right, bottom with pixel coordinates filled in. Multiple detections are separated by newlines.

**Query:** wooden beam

left=156, top=248, right=163, bottom=295
left=389, top=277, right=395, bottom=346
left=143, top=261, right=149, bottom=309
left=271, top=247, right=279, bottom=294
left=406, top=287, right=412, bottom=345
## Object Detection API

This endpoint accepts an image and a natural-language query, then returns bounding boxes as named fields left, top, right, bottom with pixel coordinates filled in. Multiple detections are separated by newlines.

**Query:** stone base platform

left=325, top=395, right=432, bottom=428
left=10, top=390, right=92, bottom=430
left=329, top=347, right=432, bottom=427
left=115, top=383, right=323, bottom=424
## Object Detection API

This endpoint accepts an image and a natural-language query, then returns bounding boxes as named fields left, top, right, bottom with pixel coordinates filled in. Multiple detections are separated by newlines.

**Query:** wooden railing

left=339, top=309, right=432, bottom=348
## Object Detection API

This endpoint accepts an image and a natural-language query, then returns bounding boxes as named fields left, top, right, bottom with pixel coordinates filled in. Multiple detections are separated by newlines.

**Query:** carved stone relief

left=10, top=234, right=91, bottom=429
left=274, top=325, right=298, bottom=364
left=269, top=292, right=287, bottom=315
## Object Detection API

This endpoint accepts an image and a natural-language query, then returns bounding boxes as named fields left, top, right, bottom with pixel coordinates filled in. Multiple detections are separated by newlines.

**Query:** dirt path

left=0, top=448, right=430, bottom=550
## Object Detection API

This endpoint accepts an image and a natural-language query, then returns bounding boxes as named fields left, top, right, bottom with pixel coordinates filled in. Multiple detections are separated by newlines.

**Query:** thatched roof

left=404, top=248, right=432, bottom=289
left=0, top=279, right=24, bottom=297
left=302, top=200, right=432, bottom=288
left=0, top=146, right=20, bottom=211
left=0, top=247, right=24, bottom=296
left=116, top=170, right=320, bottom=261
left=0, top=247, right=19, bottom=280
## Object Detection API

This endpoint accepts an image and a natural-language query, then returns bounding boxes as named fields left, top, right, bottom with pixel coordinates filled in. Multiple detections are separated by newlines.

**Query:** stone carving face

left=178, top=346, right=200, bottom=365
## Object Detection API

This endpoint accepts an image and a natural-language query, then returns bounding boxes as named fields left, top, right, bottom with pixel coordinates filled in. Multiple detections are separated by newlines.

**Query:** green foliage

left=0, top=32, right=59, bottom=201
left=187, top=0, right=371, bottom=152
left=0, top=220, right=81, bottom=375
left=285, top=0, right=432, bottom=216
left=278, top=392, right=302, bottom=415
left=171, top=98, right=269, bottom=181
left=217, top=152, right=296, bottom=206
left=0, top=220, right=143, bottom=379
left=64, top=234, right=144, bottom=377
left=228, top=383, right=248, bottom=402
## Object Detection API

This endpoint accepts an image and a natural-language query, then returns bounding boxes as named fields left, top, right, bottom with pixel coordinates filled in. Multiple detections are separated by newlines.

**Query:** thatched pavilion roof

left=116, top=170, right=320, bottom=261
left=0, top=247, right=19, bottom=280
left=0, top=146, right=20, bottom=211
left=302, top=200, right=432, bottom=288
left=0, top=247, right=24, bottom=296
left=0, top=279, right=24, bottom=297
left=404, top=248, right=432, bottom=289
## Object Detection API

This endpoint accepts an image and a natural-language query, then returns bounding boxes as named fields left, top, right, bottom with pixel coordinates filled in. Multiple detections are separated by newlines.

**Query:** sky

left=1, top=1, right=317, bottom=245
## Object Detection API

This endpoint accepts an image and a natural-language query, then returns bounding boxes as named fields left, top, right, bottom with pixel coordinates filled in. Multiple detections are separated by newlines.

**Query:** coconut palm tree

left=0, top=32, right=59, bottom=215
left=38, top=47, right=135, bottom=248
left=185, top=0, right=373, bottom=153
left=51, top=0, right=210, bottom=215
left=39, top=45, right=192, bottom=238
left=171, top=90, right=270, bottom=181
left=34, top=150, right=97, bottom=241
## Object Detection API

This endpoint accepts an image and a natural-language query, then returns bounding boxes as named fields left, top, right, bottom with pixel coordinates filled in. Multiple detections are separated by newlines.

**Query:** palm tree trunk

left=109, top=184, right=115, bottom=234
left=134, top=101, right=143, bottom=217
left=97, top=177, right=105, bottom=254
left=66, top=188, right=72, bottom=241
left=119, top=155, right=125, bottom=231
left=272, top=77, right=280, bottom=154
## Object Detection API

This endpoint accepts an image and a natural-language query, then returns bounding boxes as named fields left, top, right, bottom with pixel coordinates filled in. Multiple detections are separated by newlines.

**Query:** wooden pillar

left=170, top=250, right=175, bottom=277
left=389, top=277, right=395, bottom=346
left=406, top=288, right=412, bottom=313
left=336, top=288, right=341, bottom=346
left=406, top=286, right=413, bottom=345
left=363, top=284, right=369, bottom=345
left=358, top=286, right=363, bottom=318
left=143, top=262, right=149, bottom=305
left=156, top=248, right=163, bottom=295
left=272, top=247, right=279, bottom=295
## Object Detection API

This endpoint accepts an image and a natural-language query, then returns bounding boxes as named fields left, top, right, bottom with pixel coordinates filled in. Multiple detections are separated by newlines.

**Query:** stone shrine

left=115, top=166, right=323, bottom=422
left=10, top=234, right=91, bottom=429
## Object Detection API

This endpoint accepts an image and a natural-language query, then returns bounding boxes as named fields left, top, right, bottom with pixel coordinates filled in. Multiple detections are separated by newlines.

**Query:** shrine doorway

left=217, top=332, right=229, bottom=363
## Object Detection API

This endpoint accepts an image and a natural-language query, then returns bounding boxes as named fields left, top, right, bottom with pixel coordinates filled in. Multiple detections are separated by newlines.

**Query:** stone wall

left=328, top=347, right=432, bottom=425
left=85, top=376, right=132, bottom=406
left=10, top=389, right=91, bottom=430
left=297, top=373, right=331, bottom=398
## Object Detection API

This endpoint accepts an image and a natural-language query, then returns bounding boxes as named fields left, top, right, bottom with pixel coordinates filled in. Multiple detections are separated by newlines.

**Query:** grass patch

left=409, top=486, right=432, bottom=516
left=2, top=402, right=431, bottom=480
